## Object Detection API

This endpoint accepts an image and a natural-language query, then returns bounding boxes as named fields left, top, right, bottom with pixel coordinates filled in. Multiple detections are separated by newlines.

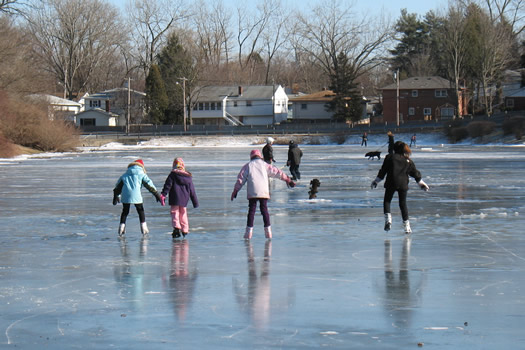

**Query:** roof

left=85, top=88, right=146, bottom=99
left=382, top=76, right=452, bottom=90
left=29, top=94, right=82, bottom=107
left=75, top=108, right=118, bottom=117
left=289, top=90, right=336, bottom=102
left=195, top=85, right=278, bottom=101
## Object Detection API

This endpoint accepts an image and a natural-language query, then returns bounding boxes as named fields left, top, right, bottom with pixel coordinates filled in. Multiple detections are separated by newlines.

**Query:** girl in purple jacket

left=161, top=158, right=199, bottom=239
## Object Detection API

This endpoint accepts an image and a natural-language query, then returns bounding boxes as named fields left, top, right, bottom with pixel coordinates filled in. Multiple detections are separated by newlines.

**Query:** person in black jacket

left=371, top=141, right=429, bottom=234
left=262, top=137, right=275, bottom=164
left=287, top=140, right=303, bottom=181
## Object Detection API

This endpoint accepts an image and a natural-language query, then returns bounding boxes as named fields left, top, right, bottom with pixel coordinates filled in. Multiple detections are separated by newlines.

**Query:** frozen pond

left=1, top=141, right=525, bottom=349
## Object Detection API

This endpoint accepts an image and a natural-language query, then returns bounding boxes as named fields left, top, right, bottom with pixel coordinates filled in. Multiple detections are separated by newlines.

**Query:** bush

left=0, top=132, right=16, bottom=158
left=448, top=126, right=469, bottom=143
left=502, top=116, right=525, bottom=140
left=466, top=121, right=497, bottom=138
left=0, top=92, right=79, bottom=153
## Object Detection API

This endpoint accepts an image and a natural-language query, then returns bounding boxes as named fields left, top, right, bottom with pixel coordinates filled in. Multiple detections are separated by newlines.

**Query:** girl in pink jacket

left=231, top=149, right=295, bottom=239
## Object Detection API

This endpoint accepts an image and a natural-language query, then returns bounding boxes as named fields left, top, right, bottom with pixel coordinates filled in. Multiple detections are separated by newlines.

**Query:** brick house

left=381, top=76, right=467, bottom=124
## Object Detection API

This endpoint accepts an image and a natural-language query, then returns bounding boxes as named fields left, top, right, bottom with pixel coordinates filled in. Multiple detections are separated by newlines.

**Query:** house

left=28, top=94, right=82, bottom=122
left=288, top=89, right=370, bottom=123
left=79, top=87, right=146, bottom=126
left=381, top=76, right=467, bottom=124
left=190, top=85, right=289, bottom=126
left=74, top=108, right=119, bottom=127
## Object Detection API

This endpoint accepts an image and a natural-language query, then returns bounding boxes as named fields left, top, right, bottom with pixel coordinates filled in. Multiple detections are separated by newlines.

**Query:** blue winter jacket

left=115, top=164, right=157, bottom=204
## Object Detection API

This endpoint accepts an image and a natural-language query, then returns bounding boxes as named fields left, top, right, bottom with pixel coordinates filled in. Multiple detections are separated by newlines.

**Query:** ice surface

left=1, top=139, right=525, bottom=349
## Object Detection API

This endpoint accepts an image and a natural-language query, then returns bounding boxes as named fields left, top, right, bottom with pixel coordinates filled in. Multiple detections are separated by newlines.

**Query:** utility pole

left=178, top=77, right=188, bottom=132
left=127, top=77, right=131, bottom=135
left=396, top=69, right=400, bottom=127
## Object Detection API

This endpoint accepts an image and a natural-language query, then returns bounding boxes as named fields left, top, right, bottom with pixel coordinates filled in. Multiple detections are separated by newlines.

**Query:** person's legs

left=171, top=205, right=181, bottom=229
left=383, top=188, right=395, bottom=231
left=247, top=199, right=257, bottom=228
left=120, top=203, right=131, bottom=224
left=259, top=199, right=270, bottom=227
left=135, top=203, right=146, bottom=223
left=398, top=190, right=409, bottom=221
left=290, top=165, right=298, bottom=180
left=179, top=206, right=189, bottom=234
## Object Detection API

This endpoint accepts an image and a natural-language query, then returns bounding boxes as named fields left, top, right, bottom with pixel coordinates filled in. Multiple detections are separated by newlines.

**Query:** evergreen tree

left=145, top=64, right=169, bottom=124
left=327, top=52, right=363, bottom=122
left=157, top=33, right=195, bottom=125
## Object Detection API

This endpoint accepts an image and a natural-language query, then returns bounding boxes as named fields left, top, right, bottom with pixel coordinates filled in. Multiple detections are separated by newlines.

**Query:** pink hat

left=173, top=157, right=185, bottom=170
left=250, top=149, right=262, bottom=159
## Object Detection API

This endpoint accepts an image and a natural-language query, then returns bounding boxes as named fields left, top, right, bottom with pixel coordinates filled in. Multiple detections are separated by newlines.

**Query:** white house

left=79, top=87, right=146, bottom=126
left=289, top=90, right=336, bottom=121
left=74, top=108, right=119, bottom=127
left=28, top=94, right=82, bottom=122
left=191, top=85, right=289, bottom=126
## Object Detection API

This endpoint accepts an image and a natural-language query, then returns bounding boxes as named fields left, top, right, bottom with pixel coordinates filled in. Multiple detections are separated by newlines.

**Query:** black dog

left=365, top=151, right=381, bottom=160
left=309, top=178, right=321, bottom=199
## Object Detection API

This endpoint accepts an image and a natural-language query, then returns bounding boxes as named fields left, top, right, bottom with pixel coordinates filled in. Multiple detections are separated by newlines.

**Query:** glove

left=160, top=194, right=166, bottom=206
left=418, top=180, right=429, bottom=191
left=154, top=191, right=162, bottom=202
left=231, top=189, right=238, bottom=201
left=287, top=179, right=296, bottom=188
left=286, top=161, right=290, bottom=167
left=112, top=195, right=120, bottom=205
left=370, top=177, right=382, bottom=189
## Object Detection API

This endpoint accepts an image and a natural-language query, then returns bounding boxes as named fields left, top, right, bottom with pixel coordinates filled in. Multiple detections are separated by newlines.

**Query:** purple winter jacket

left=161, top=170, right=199, bottom=208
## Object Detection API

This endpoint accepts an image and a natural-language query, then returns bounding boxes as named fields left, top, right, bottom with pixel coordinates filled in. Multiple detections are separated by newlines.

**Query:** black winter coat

left=262, top=144, right=274, bottom=163
left=377, top=153, right=422, bottom=191
left=287, top=145, right=303, bottom=166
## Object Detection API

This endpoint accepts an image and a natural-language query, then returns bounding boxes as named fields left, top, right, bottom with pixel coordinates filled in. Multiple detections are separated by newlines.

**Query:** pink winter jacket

left=234, top=158, right=291, bottom=199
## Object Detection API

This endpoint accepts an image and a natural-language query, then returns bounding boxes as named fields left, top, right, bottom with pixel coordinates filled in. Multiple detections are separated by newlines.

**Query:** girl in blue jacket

left=113, top=159, right=161, bottom=236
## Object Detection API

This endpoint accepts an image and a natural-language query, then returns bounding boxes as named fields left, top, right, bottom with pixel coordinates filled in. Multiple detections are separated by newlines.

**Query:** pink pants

left=171, top=205, right=189, bottom=233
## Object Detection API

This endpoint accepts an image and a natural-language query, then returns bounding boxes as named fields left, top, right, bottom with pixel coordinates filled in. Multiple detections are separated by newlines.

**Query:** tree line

left=1, top=0, right=524, bottom=127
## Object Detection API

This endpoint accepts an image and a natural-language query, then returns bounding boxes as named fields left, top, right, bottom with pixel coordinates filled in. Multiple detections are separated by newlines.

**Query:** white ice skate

left=118, top=223, right=126, bottom=236
left=403, top=220, right=412, bottom=234
left=264, top=226, right=272, bottom=239
left=384, top=213, right=392, bottom=231
left=140, top=222, right=149, bottom=235
left=244, top=226, right=253, bottom=239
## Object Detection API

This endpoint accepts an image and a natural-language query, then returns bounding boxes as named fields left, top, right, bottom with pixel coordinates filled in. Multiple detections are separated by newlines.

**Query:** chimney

left=238, top=86, right=243, bottom=96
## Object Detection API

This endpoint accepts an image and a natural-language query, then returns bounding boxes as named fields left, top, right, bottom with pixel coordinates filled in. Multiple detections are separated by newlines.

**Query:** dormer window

left=412, top=90, right=418, bottom=97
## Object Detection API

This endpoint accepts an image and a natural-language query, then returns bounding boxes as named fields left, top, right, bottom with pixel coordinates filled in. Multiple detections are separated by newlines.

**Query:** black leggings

left=120, top=203, right=146, bottom=224
left=383, top=188, right=409, bottom=221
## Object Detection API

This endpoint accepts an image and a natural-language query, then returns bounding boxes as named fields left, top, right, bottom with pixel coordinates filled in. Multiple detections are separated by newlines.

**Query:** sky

left=109, top=0, right=448, bottom=19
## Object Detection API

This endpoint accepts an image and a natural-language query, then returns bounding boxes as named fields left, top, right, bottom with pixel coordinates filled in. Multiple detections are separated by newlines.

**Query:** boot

left=403, top=220, right=412, bottom=234
left=118, top=223, right=126, bottom=236
left=384, top=213, right=392, bottom=231
left=264, top=226, right=272, bottom=239
left=172, top=227, right=181, bottom=239
left=140, top=222, right=149, bottom=235
left=244, top=226, right=253, bottom=239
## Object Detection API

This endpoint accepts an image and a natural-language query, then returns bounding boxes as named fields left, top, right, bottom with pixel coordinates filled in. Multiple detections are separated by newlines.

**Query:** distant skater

left=113, top=159, right=161, bottom=236
left=160, top=158, right=199, bottom=239
left=361, top=132, right=368, bottom=147
left=410, top=134, right=417, bottom=147
left=370, top=141, right=429, bottom=234
left=262, top=137, right=275, bottom=164
left=287, top=140, right=303, bottom=181
left=231, top=150, right=295, bottom=239
left=387, top=131, right=395, bottom=155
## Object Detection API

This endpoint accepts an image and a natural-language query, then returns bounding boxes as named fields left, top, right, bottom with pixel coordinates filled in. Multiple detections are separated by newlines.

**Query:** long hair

left=393, top=141, right=411, bottom=158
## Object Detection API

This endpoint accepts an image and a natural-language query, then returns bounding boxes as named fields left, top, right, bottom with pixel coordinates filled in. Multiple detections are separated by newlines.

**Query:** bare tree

left=291, top=0, right=393, bottom=85
left=0, top=0, right=23, bottom=15
left=483, top=0, right=525, bottom=34
left=261, top=0, right=290, bottom=84
left=126, top=0, right=191, bottom=77
left=26, top=0, right=124, bottom=99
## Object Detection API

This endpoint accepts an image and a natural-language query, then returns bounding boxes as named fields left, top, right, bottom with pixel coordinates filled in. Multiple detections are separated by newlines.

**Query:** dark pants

left=120, top=203, right=146, bottom=224
left=247, top=198, right=270, bottom=228
left=383, top=188, right=409, bottom=221
left=290, top=164, right=301, bottom=180
left=361, top=139, right=367, bottom=146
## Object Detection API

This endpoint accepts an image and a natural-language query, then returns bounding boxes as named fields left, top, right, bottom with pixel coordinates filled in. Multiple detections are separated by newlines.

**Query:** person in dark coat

left=287, top=140, right=303, bottom=181
left=262, top=137, right=275, bottom=164
left=361, top=132, right=368, bottom=147
left=161, top=158, right=199, bottom=239
left=370, top=141, right=429, bottom=234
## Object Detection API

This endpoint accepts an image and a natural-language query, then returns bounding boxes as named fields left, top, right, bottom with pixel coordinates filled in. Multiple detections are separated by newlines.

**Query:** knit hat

left=135, top=159, right=144, bottom=167
left=250, top=149, right=262, bottom=159
left=173, top=157, right=185, bottom=170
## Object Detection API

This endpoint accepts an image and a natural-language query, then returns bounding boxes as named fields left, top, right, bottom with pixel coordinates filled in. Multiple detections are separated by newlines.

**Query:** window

left=506, top=99, right=515, bottom=108
left=80, top=118, right=96, bottom=126
left=301, top=103, right=307, bottom=110
left=233, top=101, right=238, bottom=107
left=246, top=100, right=252, bottom=106
left=211, top=102, right=215, bottom=110
left=89, top=100, right=100, bottom=108
left=193, top=104, right=198, bottom=110
left=441, top=107, right=454, bottom=117
left=204, top=102, right=209, bottom=110
left=408, top=107, right=415, bottom=115
left=412, top=90, right=418, bottom=97
left=435, top=89, right=447, bottom=97
left=423, top=107, right=431, bottom=116
left=217, top=102, right=222, bottom=109
left=198, top=103, right=204, bottom=110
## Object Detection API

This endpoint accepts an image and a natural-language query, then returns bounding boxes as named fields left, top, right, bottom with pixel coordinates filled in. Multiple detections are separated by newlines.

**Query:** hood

left=126, top=165, right=145, bottom=175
